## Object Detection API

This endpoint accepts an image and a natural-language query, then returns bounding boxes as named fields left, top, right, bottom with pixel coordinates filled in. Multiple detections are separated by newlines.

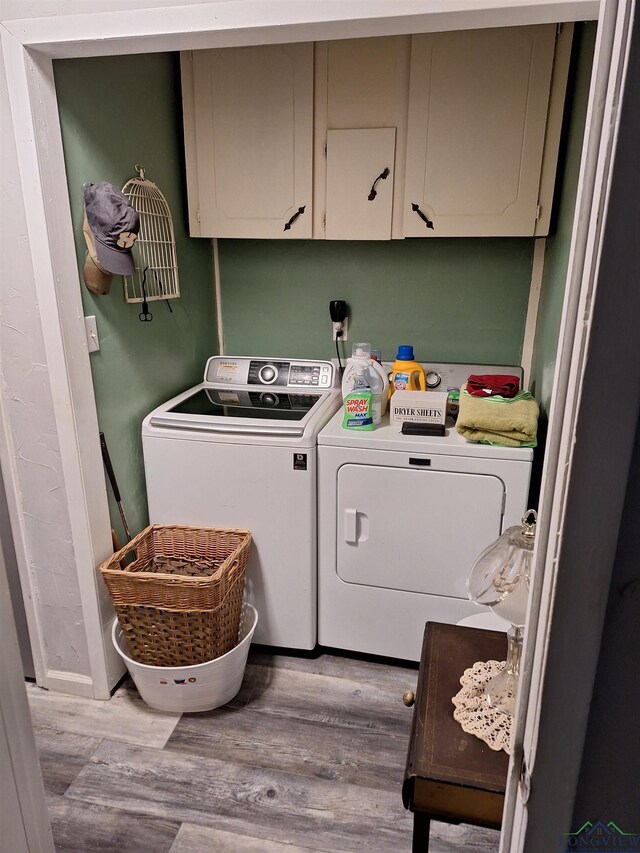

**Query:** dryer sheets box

left=390, top=391, right=448, bottom=426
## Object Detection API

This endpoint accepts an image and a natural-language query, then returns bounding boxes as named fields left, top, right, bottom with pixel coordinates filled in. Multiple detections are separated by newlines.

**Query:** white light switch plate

left=85, top=315, right=99, bottom=352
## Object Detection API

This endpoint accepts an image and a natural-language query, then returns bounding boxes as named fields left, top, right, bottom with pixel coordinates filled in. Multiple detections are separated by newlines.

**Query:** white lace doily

left=451, top=660, right=513, bottom=754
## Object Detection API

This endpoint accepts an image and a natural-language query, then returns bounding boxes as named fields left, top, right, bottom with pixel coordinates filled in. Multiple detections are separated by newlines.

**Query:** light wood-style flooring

left=27, top=648, right=500, bottom=852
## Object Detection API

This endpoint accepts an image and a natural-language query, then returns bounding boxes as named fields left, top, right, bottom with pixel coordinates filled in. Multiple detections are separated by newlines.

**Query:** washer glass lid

left=167, top=388, right=322, bottom=421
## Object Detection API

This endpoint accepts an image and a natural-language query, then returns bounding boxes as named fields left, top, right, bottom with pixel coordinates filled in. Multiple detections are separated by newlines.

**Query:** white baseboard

left=43, top=670, right=96, bottom=699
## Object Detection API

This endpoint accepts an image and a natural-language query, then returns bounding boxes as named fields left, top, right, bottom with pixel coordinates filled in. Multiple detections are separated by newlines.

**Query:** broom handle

left=99, top=432, right=132, bottom=543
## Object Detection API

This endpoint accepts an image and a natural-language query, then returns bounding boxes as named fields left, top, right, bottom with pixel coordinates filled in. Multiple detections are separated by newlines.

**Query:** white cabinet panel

left=185, top=44, right=313, bottom=238
left=325, top=128, right=396, bottom=240
left=336, top=464, right=504, bottom=598
left=403, top=26, right=557, bottom=237
left=314, top=36, right=410, bottom=239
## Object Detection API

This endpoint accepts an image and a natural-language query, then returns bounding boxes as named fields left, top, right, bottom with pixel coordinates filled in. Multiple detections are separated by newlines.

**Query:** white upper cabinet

left=403, top=25, right=560, bottom=237
left=181, top=26, right=571, bottom=240
left=182, top=44, right=313, bottom=239
left=314, top=36, right=410, bottom=239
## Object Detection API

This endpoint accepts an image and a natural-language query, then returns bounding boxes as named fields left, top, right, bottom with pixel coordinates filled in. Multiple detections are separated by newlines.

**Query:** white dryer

left=317, top=363, right=533, bottom=662
left=142, top=356, right=341, bottom=650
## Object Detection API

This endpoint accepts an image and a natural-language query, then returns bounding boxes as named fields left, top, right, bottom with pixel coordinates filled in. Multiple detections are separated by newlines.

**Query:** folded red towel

left=466, top=374, right=521, bottom=398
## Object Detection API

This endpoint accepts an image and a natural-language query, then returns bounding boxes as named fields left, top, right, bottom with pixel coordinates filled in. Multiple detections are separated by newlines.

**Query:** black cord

left=140, top=266, right=175, bottom=318
left=335, top=333, right=344, bottom=378
left=139, top=267, right=152, bottom=321
left=147, top=268, right=172, bottom=312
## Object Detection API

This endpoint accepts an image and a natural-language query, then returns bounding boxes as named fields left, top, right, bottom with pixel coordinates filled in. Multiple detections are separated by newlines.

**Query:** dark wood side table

left=403, top=622, right=509, bottom=852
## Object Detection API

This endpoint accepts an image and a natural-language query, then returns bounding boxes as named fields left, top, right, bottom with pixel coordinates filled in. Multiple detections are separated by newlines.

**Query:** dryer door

left=336, top=464, right=505, bottom=598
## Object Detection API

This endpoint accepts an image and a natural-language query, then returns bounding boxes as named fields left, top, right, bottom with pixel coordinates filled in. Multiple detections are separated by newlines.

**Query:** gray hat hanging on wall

left=83, top=181, right=140, bottom=277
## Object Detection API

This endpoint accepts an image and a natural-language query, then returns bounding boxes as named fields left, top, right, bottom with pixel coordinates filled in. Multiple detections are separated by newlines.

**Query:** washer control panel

left=204, top=356, right=335, bottom=389
left=425, top=370, right=442, bottom=389
left=382, top=361, right=524, bottom=394
left=289, top=363, right=327, bottom=388
left=248, top=360, right=290, bottom=386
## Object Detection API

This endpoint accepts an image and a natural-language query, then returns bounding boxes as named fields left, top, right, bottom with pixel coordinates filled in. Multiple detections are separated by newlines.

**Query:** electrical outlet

left=332, top=316, right=348, bottom=342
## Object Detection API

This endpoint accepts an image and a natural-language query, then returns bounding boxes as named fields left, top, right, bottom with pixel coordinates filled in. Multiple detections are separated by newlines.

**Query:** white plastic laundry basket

left=112, top=603, right=258, bottom=712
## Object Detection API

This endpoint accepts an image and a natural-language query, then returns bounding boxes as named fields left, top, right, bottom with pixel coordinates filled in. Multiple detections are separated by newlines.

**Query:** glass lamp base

left=483, top=624, right=524, bottom=717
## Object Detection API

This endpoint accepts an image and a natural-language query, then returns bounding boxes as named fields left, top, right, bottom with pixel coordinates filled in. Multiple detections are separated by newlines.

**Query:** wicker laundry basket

left=99, top=524, right=252, bottom=666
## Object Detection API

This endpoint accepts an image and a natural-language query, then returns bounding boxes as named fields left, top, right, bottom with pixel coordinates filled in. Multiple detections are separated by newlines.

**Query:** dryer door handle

left=344, top=507, right=358, bottom=544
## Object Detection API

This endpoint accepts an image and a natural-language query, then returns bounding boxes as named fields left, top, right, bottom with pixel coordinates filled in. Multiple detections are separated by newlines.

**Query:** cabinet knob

left=411, top=203, right=435, bottom=230
left=368, top=167, right=391, bottom=201
left=283, top=206, right=306, bottom=231
left=403, top=690, right=415, bottom=707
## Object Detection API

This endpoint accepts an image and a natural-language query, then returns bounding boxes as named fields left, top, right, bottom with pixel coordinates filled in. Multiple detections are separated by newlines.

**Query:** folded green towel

left=455, top=385, right=539, bottom=447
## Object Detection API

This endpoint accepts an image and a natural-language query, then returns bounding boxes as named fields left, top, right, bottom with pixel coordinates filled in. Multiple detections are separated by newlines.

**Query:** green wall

left=54, top=53, right=216, bottom=544
left=218, top=238, right=534, bottom=365
left=52, top=31, right=596, bottom=539
left=529, top=23, right=597, bottom=414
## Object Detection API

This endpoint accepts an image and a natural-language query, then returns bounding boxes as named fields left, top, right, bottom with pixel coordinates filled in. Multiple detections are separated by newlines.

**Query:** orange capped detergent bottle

left=389, top=345, right=426, bottom=397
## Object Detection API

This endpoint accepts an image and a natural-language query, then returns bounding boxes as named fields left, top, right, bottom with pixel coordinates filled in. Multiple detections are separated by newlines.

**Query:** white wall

left=0, top=41, right=92, bottom=684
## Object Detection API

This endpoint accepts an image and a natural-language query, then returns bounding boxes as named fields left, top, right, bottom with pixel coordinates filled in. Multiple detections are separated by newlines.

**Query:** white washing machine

left=142, top=356, right=341, bottom=649
left=317, top=362, right=533, bottom=662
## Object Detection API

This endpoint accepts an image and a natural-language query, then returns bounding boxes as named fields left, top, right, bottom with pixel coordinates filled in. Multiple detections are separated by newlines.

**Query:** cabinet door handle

left=283, top=206, right=306, bottom=231
left=368, top=167, right=390, bottom=201
left=411, top=203, right=435, bottom=230
left=344, top=507, right=358, bottom=544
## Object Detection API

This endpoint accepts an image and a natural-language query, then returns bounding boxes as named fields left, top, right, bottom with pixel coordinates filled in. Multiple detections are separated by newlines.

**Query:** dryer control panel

left=204, top=356, right=336, bottom=389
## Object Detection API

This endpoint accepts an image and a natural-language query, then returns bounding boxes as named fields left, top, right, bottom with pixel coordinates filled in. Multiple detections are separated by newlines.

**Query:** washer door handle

left=344, top=507, right=358, bottom=544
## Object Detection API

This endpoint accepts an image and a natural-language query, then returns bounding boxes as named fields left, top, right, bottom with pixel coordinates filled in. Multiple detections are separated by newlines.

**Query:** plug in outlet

left=329, top=299, right=348, bottom=341
left=332, top=316, right=348, bottom=342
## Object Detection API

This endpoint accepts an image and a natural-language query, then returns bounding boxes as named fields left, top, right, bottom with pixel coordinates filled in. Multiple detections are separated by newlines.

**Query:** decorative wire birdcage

left=121, top=165, right=180, bottom=305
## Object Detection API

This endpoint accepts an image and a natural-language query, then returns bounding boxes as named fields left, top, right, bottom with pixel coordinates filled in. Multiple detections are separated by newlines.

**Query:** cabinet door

left=314, top=36, right=410, bottom=239
left=325, top=128, right=396, bottom=240
left=186, top=44, right=313, bottom=238
left=403, top=26, right=556, bottom=237
left=336, top=464, right=505, bottom=599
